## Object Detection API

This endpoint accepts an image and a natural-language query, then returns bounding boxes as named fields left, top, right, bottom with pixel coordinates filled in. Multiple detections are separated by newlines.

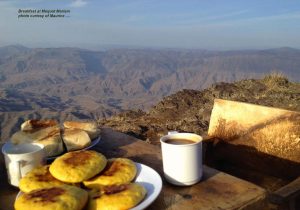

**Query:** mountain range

left=0, top=45, right=300, bottom=142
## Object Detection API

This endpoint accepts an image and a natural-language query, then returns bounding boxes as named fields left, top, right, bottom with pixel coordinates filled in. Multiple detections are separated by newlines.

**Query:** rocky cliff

left=99, top=74, right=300, bottom=144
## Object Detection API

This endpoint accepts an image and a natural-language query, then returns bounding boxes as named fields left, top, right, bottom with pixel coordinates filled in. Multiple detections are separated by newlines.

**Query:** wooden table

left=0, top=128, right=267, bottom=210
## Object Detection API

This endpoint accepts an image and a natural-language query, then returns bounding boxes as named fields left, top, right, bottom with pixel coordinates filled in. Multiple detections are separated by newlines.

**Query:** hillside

left=99, top=74, right=300, bottom=144
left=1, top=45, right=300, bottom=142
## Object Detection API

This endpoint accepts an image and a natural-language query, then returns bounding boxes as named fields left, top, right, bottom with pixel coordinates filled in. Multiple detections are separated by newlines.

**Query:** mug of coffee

left=160, top=132, right=203, bottom=186
left=1, top=142, right=46, bottom=187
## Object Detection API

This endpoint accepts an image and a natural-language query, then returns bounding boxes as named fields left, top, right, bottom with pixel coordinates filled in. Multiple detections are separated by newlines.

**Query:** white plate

left=132, top=163, right=162, bottom=210
left=16, top=162, right=162, bottom=210
left=47, top=136, right=101, bottom=161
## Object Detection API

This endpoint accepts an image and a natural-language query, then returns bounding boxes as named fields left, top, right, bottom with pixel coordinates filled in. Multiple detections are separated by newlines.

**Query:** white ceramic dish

left=16, top=162, right=162, bottom=210
left=132, top=163, right=162, bottom=210
left=47, top=136, right=101, bottom=161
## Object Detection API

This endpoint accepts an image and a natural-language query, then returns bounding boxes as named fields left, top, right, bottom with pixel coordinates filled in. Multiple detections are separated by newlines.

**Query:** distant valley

left=0, top=45, right=300, bottom=141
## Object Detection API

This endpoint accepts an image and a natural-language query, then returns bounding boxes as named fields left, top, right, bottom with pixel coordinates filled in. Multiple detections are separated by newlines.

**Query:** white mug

left=160, top=132, right=203, bottom=186
left=2, top=142, right=46, bottom=187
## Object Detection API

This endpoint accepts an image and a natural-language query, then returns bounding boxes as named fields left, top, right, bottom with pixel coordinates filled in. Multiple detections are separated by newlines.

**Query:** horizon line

left=1, top=43, right=300, bottom=52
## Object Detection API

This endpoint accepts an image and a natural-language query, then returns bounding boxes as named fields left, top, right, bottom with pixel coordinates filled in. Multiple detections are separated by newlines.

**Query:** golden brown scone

left=19, top=165, right=66, bottom=193
left=62, top=128, right=91, bottom=151
left=49, top=150, right=107, bottom=183
left=87, top=183, right=146, bottom=210
left=15, top=185, right=88, bottom=210
left=63, top=121, right=100, bottom=139
left=84, top=158, right=137, bottom=189
left=21, top=119, right=58, bottom=131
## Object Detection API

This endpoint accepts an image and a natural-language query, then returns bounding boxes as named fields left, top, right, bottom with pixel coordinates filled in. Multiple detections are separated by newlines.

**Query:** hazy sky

left=1, top=0, right=300, bottom=50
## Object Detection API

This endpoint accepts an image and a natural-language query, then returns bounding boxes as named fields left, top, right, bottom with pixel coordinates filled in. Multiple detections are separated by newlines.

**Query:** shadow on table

left=95, top=127, right=140, bottom=157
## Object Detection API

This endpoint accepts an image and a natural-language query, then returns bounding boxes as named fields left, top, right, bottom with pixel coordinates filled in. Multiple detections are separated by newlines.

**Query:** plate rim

left=132, top=162, right=162, bottom=210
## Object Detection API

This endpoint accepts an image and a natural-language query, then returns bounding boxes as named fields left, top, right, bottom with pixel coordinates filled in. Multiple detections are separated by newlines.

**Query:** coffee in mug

left=165, top=138, right=196, bottom=145
left=160, top=132, right=203, bottom=186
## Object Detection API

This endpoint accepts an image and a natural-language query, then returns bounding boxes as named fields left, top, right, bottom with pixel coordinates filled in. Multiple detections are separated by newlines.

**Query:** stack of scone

left=11, top=119, right=101, bottom=157
left=15, top=150, right=147, bottom=210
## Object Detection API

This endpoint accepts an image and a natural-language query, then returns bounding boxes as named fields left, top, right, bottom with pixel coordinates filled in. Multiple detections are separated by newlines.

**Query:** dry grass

left=262, top=72, right=289, bottom=89
left=211, top=118, right=246, bottom=141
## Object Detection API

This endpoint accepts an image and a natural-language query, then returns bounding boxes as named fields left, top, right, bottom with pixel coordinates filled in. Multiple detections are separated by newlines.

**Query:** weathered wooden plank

left=208, top=99, right=300, bottom=163
left=270, top=177, right=300, bottom=204
left=207, top=99, right=300, bottom=179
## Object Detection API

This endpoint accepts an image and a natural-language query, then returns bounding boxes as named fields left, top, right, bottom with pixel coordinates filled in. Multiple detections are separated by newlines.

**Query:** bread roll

left=11, top=125, right=61, bottom=144
left=62, top=128, right=91, bottom=151
left=11, top=125, right=64, bottom=157
left=10, top=131, right=35, bottom=144
left=36, top=130, right=64, bottom=157
left=63, top=121, right=100, bottom=139
left=21, top=119, right=58, bottom=131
